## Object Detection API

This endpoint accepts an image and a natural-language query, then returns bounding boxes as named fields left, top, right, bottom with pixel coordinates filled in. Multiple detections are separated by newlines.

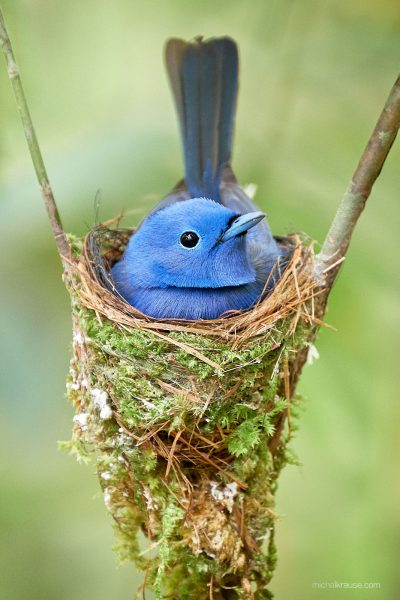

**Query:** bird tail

left=165, top=36, right=238, bottom=201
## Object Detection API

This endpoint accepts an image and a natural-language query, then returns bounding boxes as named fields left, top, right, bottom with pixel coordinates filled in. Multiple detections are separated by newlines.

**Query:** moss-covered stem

left=314, top=73, right=400, bottom=288
left=0, top=8, right=71, bottom=264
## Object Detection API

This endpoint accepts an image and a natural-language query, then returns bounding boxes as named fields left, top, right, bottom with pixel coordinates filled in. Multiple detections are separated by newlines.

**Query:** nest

left=65, top=224, right=319, bottom=600
left=74, top=226, right=317, bottom=344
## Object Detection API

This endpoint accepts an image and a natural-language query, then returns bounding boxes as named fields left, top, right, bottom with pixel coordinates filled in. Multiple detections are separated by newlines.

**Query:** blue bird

left=112, top=37, right=286, bottom=320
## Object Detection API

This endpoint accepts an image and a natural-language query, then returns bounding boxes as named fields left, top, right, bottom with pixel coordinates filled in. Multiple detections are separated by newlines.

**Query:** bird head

left=118, top=198, right=265, bottom=289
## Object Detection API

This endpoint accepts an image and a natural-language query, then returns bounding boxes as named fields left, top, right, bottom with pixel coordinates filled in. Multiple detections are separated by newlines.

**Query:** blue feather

left=166, top=37, right=238, bottom=200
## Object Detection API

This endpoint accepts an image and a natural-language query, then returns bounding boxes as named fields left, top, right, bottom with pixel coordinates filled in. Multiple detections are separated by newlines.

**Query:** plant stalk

left=271, top=74, right=400, bottom=454
left=314, top=74, right=400, bottom=290
left=0, top=8, right=71, bottom=264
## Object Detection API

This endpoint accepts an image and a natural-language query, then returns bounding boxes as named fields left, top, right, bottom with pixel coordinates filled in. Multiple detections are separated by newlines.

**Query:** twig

left=268, top=75, right=400, bottom=455
left=314, top=74, right=400, bottom=288
left=0, top=8, right=71, bottom=265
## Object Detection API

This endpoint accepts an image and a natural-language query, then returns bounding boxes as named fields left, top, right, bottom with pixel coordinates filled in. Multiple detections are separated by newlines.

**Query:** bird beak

left=221, top=211, right=266, bottom=242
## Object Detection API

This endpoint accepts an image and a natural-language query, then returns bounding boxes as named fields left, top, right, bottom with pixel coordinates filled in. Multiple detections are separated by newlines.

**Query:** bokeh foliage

left=0, top=1, right=399, bottom=599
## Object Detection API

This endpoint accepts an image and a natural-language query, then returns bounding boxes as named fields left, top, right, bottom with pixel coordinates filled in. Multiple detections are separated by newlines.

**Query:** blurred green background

left=1, top=1, right=399, bottom=599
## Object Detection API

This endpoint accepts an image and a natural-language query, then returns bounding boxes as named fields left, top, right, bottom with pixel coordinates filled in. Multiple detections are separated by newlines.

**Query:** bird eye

left=180, top=231, right=200, bottom=248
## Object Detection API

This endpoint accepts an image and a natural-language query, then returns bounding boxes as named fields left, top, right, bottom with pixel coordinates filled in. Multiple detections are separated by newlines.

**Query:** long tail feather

left=165, top=37, right=238, bottom=201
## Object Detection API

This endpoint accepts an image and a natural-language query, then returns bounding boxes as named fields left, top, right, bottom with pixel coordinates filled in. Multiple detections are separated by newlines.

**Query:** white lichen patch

left=223, top=483, right=238, bottom=513
left=143, top=487, right=158, bottom=511
left=210, top=481, right=224, bottom=501
left=91, top=388, right=113, bottom=419
left=91, top=387, right=108, bottom=407
left=307, top=343, right=320, bottom=365
left=114, top=432, right=133, bottom=448
left=72, top=330, right=85, bottom=346
left=101, top=471, right=112, bottom=481
left=67, top=381, right=80, bottom=391
left=378, top=130, right=390, bottom=145
left=73, top=412, right=89, bottom=431
left=69, top=363, right=76, bottom=378
left=100, top=405, right=113, bottom=419
left=210, top=481, right=238, bottom=513
left=141, top=398, right=157, bottom=410
left=210, top=529, right=224, bottom=552
left=67, top=358, right=89, bottom=392
left=103, top=487, right=112, bottom=510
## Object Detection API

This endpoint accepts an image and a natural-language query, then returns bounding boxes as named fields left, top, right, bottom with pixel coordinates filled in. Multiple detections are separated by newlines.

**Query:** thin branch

left=0, top=8, right=71, bottom=264
left=314, top=74, right=400, bottom=287
left=270, top=75, right=400, bottom=455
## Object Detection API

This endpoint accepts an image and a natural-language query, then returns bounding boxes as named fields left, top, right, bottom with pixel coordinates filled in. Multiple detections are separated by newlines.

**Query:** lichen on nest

left=63, top=225, right=318, bottom=599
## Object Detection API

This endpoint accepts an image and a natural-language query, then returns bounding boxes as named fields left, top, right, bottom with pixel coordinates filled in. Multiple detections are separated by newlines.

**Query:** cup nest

left=71, top=225, right=317, bottom=347
left=64, top=223, right=319, bottom=599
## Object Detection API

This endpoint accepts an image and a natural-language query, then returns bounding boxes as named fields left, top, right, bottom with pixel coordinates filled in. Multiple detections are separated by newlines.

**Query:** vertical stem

left=0, top=8, right=71, bottom=264
left=314, top=74, right=400, bottom=289
left=271, top=74, right=400, bottom=455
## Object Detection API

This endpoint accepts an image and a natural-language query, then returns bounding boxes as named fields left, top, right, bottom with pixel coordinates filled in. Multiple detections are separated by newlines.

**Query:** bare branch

left=0, top=8, right=71, bottom=264
left=314, top=74, right=400, bottom=287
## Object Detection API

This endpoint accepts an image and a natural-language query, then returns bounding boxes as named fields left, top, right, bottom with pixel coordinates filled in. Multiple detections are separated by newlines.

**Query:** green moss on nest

left=63, top=231, right=315, bottom=599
